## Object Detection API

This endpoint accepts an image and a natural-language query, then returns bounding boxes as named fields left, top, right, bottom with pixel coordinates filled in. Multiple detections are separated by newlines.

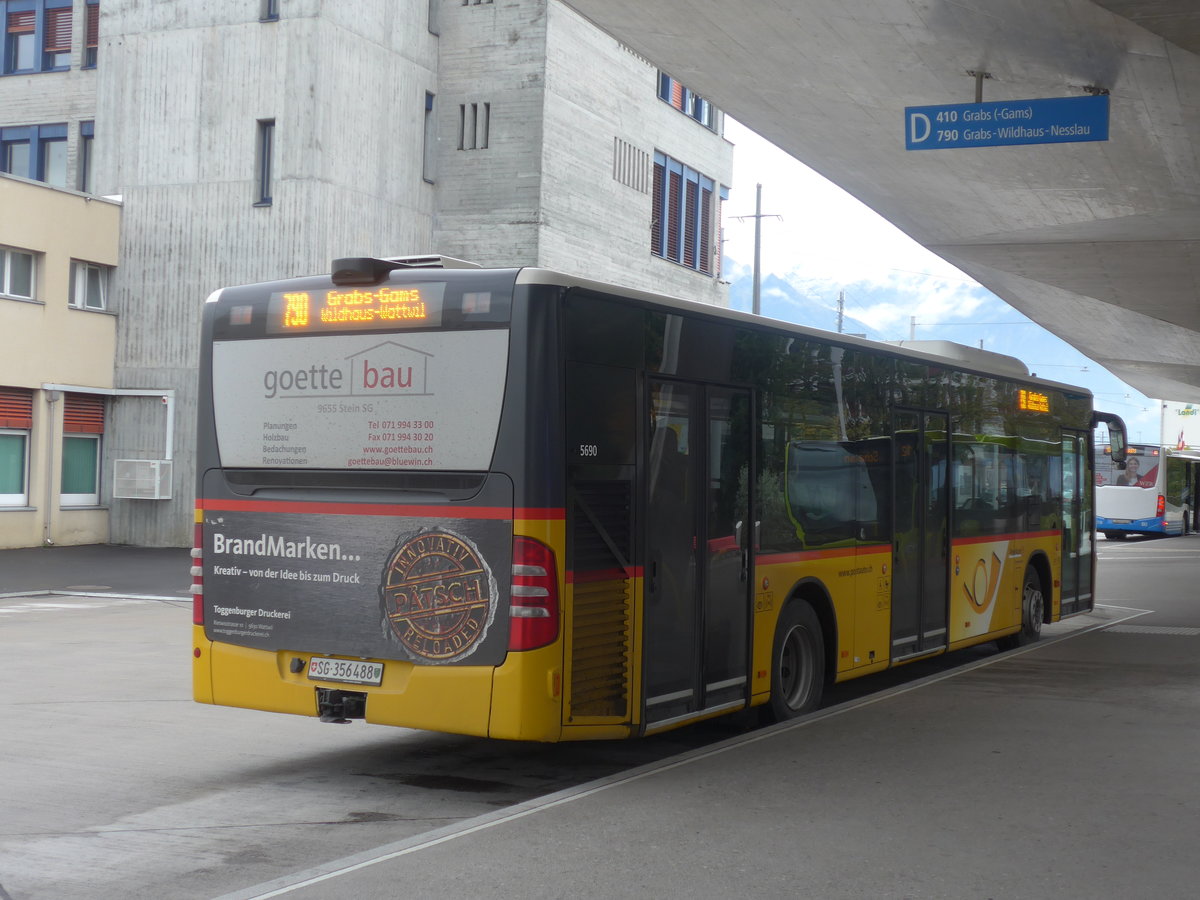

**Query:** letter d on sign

left=908, top=112, right=931, bottom=145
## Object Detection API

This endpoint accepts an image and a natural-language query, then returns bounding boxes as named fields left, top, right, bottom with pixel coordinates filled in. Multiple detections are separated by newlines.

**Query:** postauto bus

left=192, top=256, right=1127, bottom=741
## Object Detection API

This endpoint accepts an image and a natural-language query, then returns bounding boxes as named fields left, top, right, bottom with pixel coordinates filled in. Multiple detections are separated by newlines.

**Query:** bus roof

left=513, top=267, right=1091, bottom=398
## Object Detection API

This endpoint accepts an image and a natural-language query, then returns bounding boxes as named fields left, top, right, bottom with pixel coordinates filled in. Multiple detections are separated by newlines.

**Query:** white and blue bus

left=1096, top=443, right=1199, bottom=538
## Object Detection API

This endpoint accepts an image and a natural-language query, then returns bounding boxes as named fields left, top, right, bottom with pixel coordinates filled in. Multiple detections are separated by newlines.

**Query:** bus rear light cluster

left=191, top=520, right=205, bottom=625
left=1157, top=494, right=1166, bottom=517
left=508, top=536, right=559, bottom=651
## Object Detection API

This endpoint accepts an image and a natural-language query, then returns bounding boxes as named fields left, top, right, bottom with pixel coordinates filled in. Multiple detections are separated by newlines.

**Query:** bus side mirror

left=1092, top=411, right=1128, bottom=467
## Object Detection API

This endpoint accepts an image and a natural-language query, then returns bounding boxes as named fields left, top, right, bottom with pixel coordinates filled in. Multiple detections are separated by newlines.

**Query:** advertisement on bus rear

left=210, top=330, right=509, bottom=471
left=201, top=502, right=512, bottom=666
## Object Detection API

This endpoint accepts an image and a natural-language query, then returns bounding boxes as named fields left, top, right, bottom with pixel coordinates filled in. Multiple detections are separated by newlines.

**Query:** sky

left=718, top=119, right=1163, bottom=444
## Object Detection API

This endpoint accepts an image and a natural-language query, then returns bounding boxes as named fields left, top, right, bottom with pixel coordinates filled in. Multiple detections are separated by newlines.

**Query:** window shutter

left=64, top=393, right=105, bottom=433
left=683, top=179, right=699, bottom=268
left=86, top=3, right=99, bottom=49
left=699, top=185, right=713, bottom=274
left=650, top=160, right=665, bottom=254
left=0, top=388, right=34, bottom=429
left=670, top=80, right=684, bottom=111
left=45, top=7, right=72, bottom=53
left=667, top=170, right=683, bottom=262
left=7, top=10, right=35, bottom=33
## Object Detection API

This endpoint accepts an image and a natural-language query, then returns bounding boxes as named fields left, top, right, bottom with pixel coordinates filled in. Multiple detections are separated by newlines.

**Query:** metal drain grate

left=1105, top=624, right=1200, bottom=636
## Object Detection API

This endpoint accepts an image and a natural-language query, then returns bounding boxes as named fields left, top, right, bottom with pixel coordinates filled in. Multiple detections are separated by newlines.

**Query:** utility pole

left=836, top=290, right=845, bottom=333
left=753, top=184, right=763, bottom=316
left=734, top=183, right=781, bottom=317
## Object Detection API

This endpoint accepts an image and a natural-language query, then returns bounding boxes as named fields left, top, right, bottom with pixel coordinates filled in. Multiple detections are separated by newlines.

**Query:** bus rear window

left=211, top=328, right=510, bottom=471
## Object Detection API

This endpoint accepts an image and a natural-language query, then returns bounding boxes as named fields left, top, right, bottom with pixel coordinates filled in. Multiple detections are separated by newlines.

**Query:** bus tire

left=765, top=600, right=825, bottom=722
left=997, top=566, right=1044, bottom=651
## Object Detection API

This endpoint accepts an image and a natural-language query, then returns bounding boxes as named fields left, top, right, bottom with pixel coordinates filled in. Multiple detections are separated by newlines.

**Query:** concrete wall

left=96, top=1, right=440, bottom=546
left=431, top=0, right=549, bottom=265
left=432, top=0, right=734, bottom=306
left=537, top=2, right=733, bottom=302
left=0, top=175, right=119, bottom=549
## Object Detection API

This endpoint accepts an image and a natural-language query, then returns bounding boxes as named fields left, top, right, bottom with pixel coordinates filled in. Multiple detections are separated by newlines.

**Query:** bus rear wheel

left=765, top=600, right=825, bottom=722
left=997, top=566, right=1044, bottom=651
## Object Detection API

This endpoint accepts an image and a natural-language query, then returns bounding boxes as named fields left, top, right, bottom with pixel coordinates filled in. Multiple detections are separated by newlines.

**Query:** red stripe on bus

left=199, top=497, right=564, bottom=520
left=951, top=529, right=1059, bottom=547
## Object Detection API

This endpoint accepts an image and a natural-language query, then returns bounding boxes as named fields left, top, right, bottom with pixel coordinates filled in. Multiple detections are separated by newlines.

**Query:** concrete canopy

left=561, top=0, right=1200, bottom=402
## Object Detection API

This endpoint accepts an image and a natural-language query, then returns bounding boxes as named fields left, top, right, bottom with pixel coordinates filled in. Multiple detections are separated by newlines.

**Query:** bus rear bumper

left=192, top=628, right=582, bottom=740
left=193, top=631, right=495, bottom=737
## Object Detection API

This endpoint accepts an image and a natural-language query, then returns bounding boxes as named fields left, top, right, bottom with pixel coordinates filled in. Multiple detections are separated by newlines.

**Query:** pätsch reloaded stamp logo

left=379, top=529, right=497, bottom=663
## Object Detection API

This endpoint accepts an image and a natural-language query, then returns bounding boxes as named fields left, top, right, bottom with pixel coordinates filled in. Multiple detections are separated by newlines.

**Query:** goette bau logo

left=379, top=530, right=498, bottom=663
left=261, top=341, right=433, bottom=399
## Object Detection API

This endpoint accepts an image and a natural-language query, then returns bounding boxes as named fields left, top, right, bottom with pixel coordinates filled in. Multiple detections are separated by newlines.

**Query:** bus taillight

left=191, top=520, right=205, bottom=625
left=1157, top=494, right=1166, bottom=517
left=509, top=536, right=559, bottom=651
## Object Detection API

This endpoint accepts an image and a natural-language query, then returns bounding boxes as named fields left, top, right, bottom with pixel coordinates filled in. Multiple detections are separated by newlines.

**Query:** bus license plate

left=307, top=658, right=384, bottom=686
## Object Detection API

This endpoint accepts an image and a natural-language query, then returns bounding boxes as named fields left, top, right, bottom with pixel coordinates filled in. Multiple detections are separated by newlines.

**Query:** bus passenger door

left=644, top=380, right=752, bottom=728
left=891, top=409, right=950, bottom=661
left=1060, top=430, right=1093, bottom=615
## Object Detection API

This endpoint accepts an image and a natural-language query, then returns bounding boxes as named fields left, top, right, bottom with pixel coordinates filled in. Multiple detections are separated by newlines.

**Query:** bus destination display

left=266, top=283, right=446, bottom=333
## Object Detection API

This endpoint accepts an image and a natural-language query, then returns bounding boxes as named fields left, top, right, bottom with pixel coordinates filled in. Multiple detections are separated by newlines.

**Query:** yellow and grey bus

left=192, top=257, right=1126, bottom=741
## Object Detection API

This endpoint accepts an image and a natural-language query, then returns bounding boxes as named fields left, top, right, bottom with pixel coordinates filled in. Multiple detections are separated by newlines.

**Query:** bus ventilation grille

left=569, top=481, right=633, bottom=719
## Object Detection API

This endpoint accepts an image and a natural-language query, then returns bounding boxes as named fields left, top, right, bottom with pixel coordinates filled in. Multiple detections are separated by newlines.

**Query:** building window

left=260, top=0, right=278, bottom=22
left=39, top=132, right=66, bottom=185
left=42, top=1, right=69, bottom=68
left=423, top=92, right=436, bottom=182
left=69, top=260, right=107, bottom=310
left=61, top=393, right=104, bottom=506
left=458, top=102, right=489, bottom=150
left=1, top=122, right=67, bottom=184
left=1, top=133, right=29, bottom=176
left=84, top=0, right=98, bottom=67
left=4, top=5, right=35, bottom=73
left=657, top=72, right=719, bottom=132
left=78, top=120, right=93, bottom=192
left=651, top=152, right=717, bottom=275
left=0, top=387, right=33, bottom=507
left=2, top=0, right=73, bottom=73
left=0, top=246, right=35, bottom=300
left=254, top=118, right=274, bottom=205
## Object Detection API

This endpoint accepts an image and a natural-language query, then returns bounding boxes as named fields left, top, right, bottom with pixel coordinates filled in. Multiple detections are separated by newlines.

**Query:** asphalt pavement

left=0, top=543, right=191, bottom=599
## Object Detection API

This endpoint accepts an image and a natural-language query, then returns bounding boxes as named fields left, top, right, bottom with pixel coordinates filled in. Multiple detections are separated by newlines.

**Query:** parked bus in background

left=192, top=256, right=1127, bottom=741
left=1096, top=443, right=1200, bottom=539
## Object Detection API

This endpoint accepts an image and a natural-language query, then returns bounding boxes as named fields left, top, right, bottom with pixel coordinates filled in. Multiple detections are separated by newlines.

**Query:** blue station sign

left=904, top=94, right=1109, bottom=150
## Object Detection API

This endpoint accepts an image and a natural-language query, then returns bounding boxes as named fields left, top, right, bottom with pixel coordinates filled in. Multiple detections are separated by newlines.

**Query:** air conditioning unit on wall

left=112, top=459, right=173, bottom=500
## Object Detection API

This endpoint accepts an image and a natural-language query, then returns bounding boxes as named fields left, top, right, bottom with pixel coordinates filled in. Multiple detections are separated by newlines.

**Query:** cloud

left=723, top=119, right=994, bottom=330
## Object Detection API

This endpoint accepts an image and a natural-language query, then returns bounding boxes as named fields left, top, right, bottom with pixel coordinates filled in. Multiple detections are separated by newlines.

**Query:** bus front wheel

left=765, top=600, right=825, bottom=722
left=997, top=567, right=1044, bottom=651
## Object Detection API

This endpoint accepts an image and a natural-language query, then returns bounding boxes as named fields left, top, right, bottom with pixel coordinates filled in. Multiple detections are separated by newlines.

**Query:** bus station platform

left=224, top=597, right=1200, bottom=900
left=3, top=543, right=1196, bottom=898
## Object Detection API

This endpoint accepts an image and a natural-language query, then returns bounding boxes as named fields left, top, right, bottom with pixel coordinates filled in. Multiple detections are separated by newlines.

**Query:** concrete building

left=1, top=0, right=733, bottom=548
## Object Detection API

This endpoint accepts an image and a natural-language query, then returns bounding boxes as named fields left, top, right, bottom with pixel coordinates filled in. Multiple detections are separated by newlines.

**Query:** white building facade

left=2, top=0, right=733, bottom=547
